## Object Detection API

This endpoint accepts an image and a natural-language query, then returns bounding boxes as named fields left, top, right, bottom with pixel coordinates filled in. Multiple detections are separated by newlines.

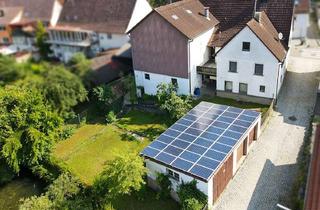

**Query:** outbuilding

left=141, top=102, right=261, bottom=205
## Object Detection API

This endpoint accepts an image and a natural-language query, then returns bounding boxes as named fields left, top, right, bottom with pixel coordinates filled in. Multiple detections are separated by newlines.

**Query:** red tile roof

left=155, top=0, right=219, bottom=39
left=304, top=124, right=320, bottom=210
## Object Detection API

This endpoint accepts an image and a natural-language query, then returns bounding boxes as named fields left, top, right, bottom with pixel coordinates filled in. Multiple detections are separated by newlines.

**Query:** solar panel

left=141, top=102, right=260, bottom=181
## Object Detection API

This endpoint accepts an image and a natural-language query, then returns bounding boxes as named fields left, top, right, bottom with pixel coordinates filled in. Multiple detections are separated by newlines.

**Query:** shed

left=141, top=101, right=261, bottom=205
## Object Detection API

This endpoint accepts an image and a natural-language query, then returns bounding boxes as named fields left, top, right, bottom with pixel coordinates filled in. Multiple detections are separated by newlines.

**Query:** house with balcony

left=129, top=0, right=294, bottom=104
left=47, top=0, right=152, bottom=63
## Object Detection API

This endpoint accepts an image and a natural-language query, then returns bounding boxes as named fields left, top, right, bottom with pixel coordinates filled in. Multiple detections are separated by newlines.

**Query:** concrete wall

left=189, top=28, right=215, bottom=94
left=126, top=0, right=152, bottom=33
left=134, top=70, right=190, bottom=95
left=145, top=159, right=214, bottom=205
left=216, top=26, right=281, bottom=100
left=98, top=33, right=129, bottom=50
left=292, top=13, right=310, bottom=39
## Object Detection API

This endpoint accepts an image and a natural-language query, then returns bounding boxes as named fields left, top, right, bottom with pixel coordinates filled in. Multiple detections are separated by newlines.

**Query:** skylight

left=172, top=15, right=179, bottom=20
left=186, top=9, right=192, bottom=14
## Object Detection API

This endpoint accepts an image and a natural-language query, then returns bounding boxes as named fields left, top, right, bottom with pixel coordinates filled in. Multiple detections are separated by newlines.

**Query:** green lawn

left=117, top=110, right=171, bottom=140
left=53, top=124, right=149, bottom=185
left=193, top=96, right=270, bottom=117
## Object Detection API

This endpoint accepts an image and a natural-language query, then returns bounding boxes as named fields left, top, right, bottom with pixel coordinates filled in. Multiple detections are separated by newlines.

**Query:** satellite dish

left=278, top=32, right=283, bottom=40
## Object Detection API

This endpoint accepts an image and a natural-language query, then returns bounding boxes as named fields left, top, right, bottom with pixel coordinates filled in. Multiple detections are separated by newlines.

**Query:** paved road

left=212, top=32, right=320, bottom=209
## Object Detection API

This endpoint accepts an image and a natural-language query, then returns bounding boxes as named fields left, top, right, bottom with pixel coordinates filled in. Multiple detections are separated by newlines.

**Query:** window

left=171, top=78, right=178, bottom=87
left=2, top=37, right=9, bottom=43
left=167, top=169, right=179, bottom=181
left=229, top=61, right=237, bottom=73
left=107, top=34, right=112, bottom=39
left=0, top=26, right=5, bottom=31
left=254, top=64, right=264, bottom=76
left=145, top=73, right=150, bottom=80
left=239, top=83, right=248, bottom=94
left=225, top=81, right=233, bottom=92
left=260, top=85, right=265, bottom=93
left=242, top=42, right=250, bottom=51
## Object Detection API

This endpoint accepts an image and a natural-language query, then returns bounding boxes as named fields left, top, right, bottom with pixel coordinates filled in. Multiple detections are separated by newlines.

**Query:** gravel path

left=212, top=30, right=320, bottom=210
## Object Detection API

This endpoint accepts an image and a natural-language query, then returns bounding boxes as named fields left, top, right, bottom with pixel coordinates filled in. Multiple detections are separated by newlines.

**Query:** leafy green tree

left=18, top=64, right=88, bottom=118
left=156, top=173, right=172, bottom=199
left=19, top=195, right=53, bottom=210
left=0, top=56, right=25, bottom=85
left=93, top=84, right=115, bottom=111
left=69, top=53, right=92, bottom=87
left=0, top=86, right=63, bottom=173
left=149, top=0, right=167, bottom=7
left=183, top=198, right=203, bottom=210
left=35, top=21, right=51, bottom=60
left=156, top=83, right=192, bottom=120
left=93, top=152, right=147, bottom=200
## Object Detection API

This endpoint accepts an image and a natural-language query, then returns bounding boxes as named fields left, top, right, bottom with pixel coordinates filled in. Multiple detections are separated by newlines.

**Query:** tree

left=18, top=64, right=88, bottom=118
left=0, top=55, right=25, bottom=85
left=93, top=152, right=147, bottom=199
left=177, top=180, right=207, bottom=210
left=156, top=83, right=192, bottom=120
left=148, top=0, right=167, bottom=7
left=0, top=86, right=63, bottom=173
left=35, top=21, right=51, bottom=60
left=19, top=196, right=53, bottom=210
left=69, top=53, right=93, bottom=87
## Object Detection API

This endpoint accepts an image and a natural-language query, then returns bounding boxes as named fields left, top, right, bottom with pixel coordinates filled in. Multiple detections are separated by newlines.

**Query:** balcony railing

left=197, top=60, right=217, bottom=76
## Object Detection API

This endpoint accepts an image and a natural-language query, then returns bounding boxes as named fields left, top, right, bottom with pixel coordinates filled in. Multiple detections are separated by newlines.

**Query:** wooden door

left=213, top=154, right=233, bottom=203
left=237, top=141, right=244, bottom=163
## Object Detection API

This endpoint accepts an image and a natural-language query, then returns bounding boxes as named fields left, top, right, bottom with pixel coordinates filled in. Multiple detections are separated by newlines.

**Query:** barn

left=141, top=101, right=261, bottom=205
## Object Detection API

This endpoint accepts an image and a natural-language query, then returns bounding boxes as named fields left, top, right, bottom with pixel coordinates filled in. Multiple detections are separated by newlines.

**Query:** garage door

left=213, top=153, right=233, bottom=203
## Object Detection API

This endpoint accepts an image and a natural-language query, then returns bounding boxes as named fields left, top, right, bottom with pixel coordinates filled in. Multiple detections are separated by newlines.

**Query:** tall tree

left=0, top=86, right=63, bottom=173
left=35, top=21, right=51, bottom=60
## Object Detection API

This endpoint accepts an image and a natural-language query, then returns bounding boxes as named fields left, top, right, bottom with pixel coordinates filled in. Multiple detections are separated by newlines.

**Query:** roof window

left=186, top=9, right=192, bottom=14
left=171, top=15, right=179, bottom=20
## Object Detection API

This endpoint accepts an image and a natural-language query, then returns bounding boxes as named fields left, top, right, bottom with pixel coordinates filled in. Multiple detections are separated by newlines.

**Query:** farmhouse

left=141, top=101, right=261, bottom=205
left=292, top=0, right=310, bottom=39
left=47, top=0, right=152, bottom=62
left=128, top=0, right=294, bottom=104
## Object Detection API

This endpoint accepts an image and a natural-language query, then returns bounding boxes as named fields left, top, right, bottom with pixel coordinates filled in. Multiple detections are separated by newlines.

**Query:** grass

left=193, top=96, right=270, bottom=117
left=53, top=124, right=149, bottom=185
left=117, top=110, right=171, bottom=140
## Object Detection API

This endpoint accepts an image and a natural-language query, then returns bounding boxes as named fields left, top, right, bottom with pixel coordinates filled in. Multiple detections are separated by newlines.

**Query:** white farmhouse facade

left=48, top=0, right=152, bottom=63
left=216, top=26, right=287, bottom=104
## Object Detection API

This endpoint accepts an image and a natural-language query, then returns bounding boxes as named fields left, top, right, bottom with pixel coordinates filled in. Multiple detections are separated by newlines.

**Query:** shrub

left=60, top=126, right=75, bottom=140
left=106, top=111, right=117, bottom=124
left=156, top=173, right=172, bottom=199
left=177, top=180, right=207, bottom=210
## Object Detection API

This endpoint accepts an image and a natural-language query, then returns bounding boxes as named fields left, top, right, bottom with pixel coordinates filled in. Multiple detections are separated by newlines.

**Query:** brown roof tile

left=58, top=0, right=137, bottom=34
left=0, top=6, right=22, bottom=25
left=0, top=0, right=58, bottom=22
left=155, top=0, right=219, bottom=39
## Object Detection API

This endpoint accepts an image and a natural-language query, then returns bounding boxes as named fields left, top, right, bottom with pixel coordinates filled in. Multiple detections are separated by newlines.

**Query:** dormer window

left=242, top=42, right=250, bottom=51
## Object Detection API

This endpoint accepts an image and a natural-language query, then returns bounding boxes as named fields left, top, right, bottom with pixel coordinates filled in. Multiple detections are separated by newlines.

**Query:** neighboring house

left=141, top=102, right=261, bottom=205
left=0, top=0, right=64, bottom=52
left=129, top=0, right=219, bottom=95
left=292, top=0, right=310, bottom=39
left=47, top=0, right=152, bottom=63
left=0, top=6, right=23, bottom=45
left=129, top=0, right=294, bottom=104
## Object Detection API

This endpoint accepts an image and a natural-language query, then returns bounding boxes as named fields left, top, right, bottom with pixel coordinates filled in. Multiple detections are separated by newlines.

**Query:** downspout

left=275, top=61, right=283, bottom=106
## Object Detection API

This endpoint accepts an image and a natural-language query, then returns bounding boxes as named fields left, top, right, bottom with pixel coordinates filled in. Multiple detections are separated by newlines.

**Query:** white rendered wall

left=189, top=28, right=215, bottom=94
left=216, top=27, right=281, bottom=99
left=51, top=0, right=63, bottom=26
left=292, top=13, right=310, bottom=39
left=134, top=70, right=190, bottom=95
left=145, top=159, right=213, bottom=205
left=98, top=33, right=129, bottom=50
left=50, top=45, right=82, bottom=63
left=126, top=0, right=152, bottom=33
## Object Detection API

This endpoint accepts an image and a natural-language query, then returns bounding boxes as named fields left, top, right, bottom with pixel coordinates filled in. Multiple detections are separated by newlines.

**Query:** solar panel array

left=141, top=102, right=260, bottom=181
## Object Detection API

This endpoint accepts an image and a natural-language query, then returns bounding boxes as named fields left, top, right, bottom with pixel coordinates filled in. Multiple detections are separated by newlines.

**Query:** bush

left=156, top=173, right=172, bottom=199
left=177, top=180, right=207, bottom=210
left=60, top=126, right=75, bottom=140
left=106, top=111, right=117, bottom=124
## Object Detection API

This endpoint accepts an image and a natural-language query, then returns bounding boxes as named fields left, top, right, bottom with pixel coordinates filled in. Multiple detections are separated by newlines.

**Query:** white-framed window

left=254, top=64, right=264, bottom=76
left=239, top=83, right=248, bottom=95
left=145, top=73, right=150, bottom=80
left=167, top=168, right=179, bottom=181
left=225, top=81, right=233, bottom=92
left=242, top=42, right=250, bottom=51
left=171, top=78, right=178, bottom=87
left=260, top=85, right=265, bottom=93
left=229, top=61, right=237, bottom=73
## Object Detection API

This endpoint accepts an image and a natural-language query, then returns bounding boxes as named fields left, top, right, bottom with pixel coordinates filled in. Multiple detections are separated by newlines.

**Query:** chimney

left=204, top=7, right=210, bottom=19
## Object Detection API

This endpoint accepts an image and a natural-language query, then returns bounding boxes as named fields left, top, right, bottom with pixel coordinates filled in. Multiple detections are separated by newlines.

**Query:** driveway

left=212, top=26, right=320, bottom=209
